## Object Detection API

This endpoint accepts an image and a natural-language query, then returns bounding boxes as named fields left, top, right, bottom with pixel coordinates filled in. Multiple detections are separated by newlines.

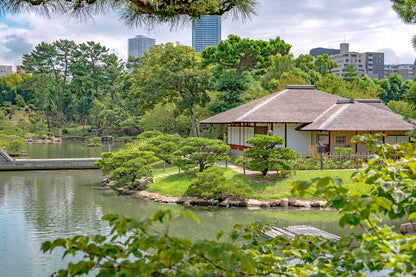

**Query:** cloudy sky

left=0, top=0, right=415, bottom=68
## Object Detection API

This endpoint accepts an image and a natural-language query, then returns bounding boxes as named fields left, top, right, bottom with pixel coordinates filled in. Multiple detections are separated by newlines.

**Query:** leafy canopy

left=202, top=34, right=291, bottom=76
left=245, top=134, right=297, bottom=176
left=95, top=149, right=158, bottom=187
left=44, top=135, right=416, bottom=276
left=132, top=43, right=212, bottom=137
left=175, top=137, right=230, bottom=172
left=185, top=166, right=253, bottom=200
left=1, top=0, right=258, bottom=27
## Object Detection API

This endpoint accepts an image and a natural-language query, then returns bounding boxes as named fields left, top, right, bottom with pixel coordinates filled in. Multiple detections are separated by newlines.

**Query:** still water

left=25, top=142, right=124, bottom=159
left=0, top=143, right=360, bottom=276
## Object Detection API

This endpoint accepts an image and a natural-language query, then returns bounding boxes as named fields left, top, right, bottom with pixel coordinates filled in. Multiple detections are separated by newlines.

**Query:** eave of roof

left=300, top=101, right=414, bottom=131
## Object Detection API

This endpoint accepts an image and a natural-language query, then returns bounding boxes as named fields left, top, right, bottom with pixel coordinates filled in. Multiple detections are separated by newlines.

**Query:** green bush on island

left=185, top=166, right=253, bottom=200
left=175, top=137, right=231, bottom=172
left=137, top=131, right=184, bottom=165
left=245, top=134, right=298, bottom=175
left=95, top=149, right=158, bottom=187
left=87, top=137, right=102, bottom=147
left=0, top=134, right=25, bottom=155
left=42, top=135, right=416, bottom=276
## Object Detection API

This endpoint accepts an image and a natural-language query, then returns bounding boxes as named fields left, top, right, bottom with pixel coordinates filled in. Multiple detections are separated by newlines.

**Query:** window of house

left=336, top=136, right=346, bottom=144
left=318, top=135, right=329, bottom=145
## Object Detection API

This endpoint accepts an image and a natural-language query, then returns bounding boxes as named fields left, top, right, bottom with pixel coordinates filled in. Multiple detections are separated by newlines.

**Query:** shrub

left=0, top=134, right=25, bottom=155
left=245, top=134, right=297, bottom=175
left=185, top=167, right=253, bottom=200
left=95, top=150, right=158, bottom=188
left=88, top=137, right=102, bottom=146
left=175, top=137, right=230, bottom=172
left=42, top=135, right=416, bottom=277
left=62, top=128, right=68, bottom=134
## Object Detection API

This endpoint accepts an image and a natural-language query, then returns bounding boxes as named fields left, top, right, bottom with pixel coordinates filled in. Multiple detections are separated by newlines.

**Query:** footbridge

left=0, top=148, right=100, bottom=171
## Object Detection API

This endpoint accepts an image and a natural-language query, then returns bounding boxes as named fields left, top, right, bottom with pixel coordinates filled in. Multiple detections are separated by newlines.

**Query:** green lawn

left=147, top=165, right=371, bottom=199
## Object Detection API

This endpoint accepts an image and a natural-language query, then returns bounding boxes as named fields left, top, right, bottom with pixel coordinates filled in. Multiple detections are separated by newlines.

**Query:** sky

left=0, top=0, right=415, bottom=69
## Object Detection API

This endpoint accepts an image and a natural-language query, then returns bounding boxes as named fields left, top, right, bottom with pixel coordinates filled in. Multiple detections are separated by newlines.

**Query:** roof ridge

left=234, top=89, right=287, bottom=122
left=311, top=103, right=338, bottom=123
left=319, top=103, right=350, bottom=130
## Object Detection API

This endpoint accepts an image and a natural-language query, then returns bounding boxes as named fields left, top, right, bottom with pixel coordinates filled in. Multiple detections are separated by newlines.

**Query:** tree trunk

left=46, top=105, right=50, bottom=130
left=237, top=59, right=244, bottom=76
left=95, top=82, right=99, bottom=100
left=189, top=103, right=199, bottom=137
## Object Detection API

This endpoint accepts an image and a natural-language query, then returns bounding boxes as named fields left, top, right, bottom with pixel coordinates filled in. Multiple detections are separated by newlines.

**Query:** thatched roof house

left=201, top=85, right=414, bottom=155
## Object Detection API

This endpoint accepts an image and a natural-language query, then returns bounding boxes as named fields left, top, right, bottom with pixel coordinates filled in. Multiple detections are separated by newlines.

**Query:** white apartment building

left=0, top=65, right=12, bottom=77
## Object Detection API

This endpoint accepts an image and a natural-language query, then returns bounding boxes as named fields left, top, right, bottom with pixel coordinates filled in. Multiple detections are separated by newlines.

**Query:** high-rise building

left=16, top=65, right=26, bottom=76
left=310, top=43, right=384, bottom=79
left=0, top=65, right=12, bottom=77
left=309, top=47, right=340, bottom=58
left=192, top=15, right=221, bottom=52
left=128, top=35, right=156, bottom=58
left=384, top=64, right=415, bottom=80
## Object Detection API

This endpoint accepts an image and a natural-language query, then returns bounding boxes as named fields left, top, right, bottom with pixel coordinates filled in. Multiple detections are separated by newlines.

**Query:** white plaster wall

left=287, top=124, right=312, bottom=155
left=228, top=127, right=240, bottom=145
left=385, top=136, right=396, bottom=144
left=386, top=135, right=409, bottom=144
left=243, top=127, right=254, bottom=146
left=397, top=136, right=409, bottom=143
left=228, top=127, right=254, bottom=146
left=272, top=123, right=285, bottom=139
left=272, top=123, right=311, bottom=155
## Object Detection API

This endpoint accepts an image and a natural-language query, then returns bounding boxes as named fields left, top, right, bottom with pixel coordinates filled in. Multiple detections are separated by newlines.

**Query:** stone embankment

left=102, top=179, right=328, bottom=209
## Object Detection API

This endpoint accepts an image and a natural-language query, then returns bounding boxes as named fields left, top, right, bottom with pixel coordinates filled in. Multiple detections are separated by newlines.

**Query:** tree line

left=1, top=35, right=415, bottom=138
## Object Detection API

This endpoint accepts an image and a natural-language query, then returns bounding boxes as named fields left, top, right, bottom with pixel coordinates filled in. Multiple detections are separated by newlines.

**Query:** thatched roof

left=201, top=85, right=415, bottom=132
left=200, top=85, right=342, bottom=124
left=300, top=99, right=414, bottom=131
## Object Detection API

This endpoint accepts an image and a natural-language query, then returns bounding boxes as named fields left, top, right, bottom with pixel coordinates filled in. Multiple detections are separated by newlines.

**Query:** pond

left=0, top=142, right=397, bottom=277
left=24, top=141, right=125, bottom=159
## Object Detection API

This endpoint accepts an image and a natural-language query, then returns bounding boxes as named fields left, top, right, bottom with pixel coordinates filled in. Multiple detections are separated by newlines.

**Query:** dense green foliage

left=185, top=166, right=253, bottom=200
left=96, top=134, right=231, bottom=188
left=131, top=43, right=212, bottom=137
left=175, top=137, right=230, bottom=172
left=245, top=134, right=298, bottom=176
left=202, top=35, right=291, bottom=76
left=150, top=167, right=360, bottom=199
left=0, top=134, right=25, bottom=155
left=1, top=33, right=415, bottom=139
left=0, top=0, right=257, bottom=27
left=43, top=136, right=416, bottom=276
left=137, top=131, right=184, bottom=164
left=95, top=149, right=158, bottom=187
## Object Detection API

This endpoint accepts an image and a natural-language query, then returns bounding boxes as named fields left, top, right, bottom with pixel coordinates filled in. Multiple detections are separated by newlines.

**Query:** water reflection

left=0, top=169, right=404, bottom=277
left=24, top=142, right=125, bottom=159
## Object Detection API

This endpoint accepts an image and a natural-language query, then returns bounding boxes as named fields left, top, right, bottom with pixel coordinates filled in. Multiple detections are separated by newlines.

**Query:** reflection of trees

left=1, top=170, right=346, bottom=242
left=25, top=142, right=125, bottom=159
left=2, top=170, right=405, bottom=243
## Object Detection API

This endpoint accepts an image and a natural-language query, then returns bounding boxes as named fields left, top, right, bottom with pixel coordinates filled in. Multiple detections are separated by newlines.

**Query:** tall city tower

left=128, top=35, right=156, bottom=57
left=192, top=15, right=221, bottom=52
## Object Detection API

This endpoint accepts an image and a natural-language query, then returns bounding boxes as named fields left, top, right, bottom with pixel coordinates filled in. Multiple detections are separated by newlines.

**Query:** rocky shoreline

left=102, top=179, right=329, bottom=209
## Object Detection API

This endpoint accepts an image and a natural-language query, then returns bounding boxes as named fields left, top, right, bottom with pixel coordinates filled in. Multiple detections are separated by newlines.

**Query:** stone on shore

left=280, top=198, right=289, bottom=207
left=400, top=223, right=416, bottom=235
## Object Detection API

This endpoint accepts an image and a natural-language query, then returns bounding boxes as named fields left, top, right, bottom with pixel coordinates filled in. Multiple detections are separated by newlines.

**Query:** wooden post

left=243, top=154, right=246, bottom=175
left=284, top=123, right=287, bottom=147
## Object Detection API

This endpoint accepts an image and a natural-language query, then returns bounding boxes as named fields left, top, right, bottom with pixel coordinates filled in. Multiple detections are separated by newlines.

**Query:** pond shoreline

left=102, top=180, right=329, bottom=209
